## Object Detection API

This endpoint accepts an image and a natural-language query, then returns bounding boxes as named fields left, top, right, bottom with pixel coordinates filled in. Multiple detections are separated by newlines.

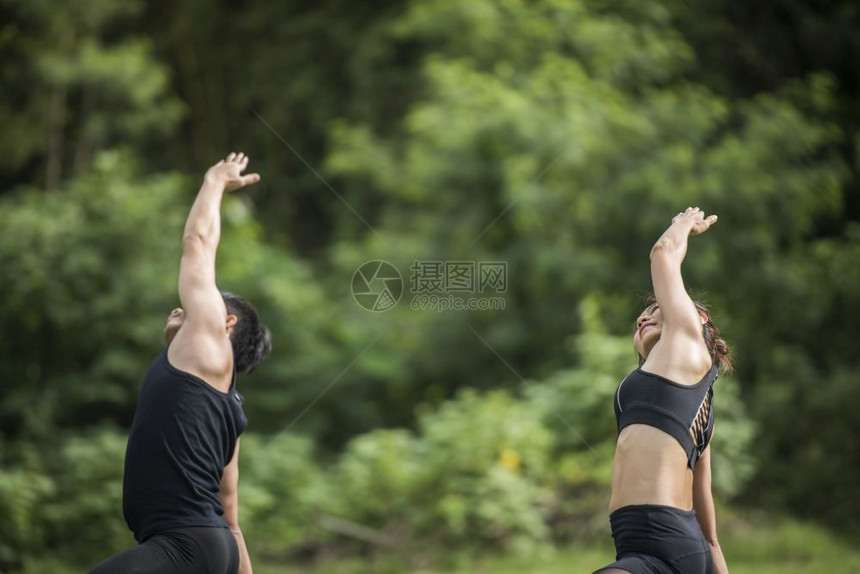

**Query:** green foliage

left=245, top=516, right=860, bottom=573
left=526, top=295, right=634, bottom=453
left=331, top=391, right=555, bottom=555
left=0, top=0, right=183, bottom=184
left=0, top=151, right=185, bottom=439
left=324, top=0, right=855, bottom=530
left=0, top=429, right=131, bottom=567
left=1, top=0, right=860, bottom=567
left=336, top=429, right=424, bottom=526
left=708, top=376, right=757, bottom=498
left=0, top=467, right=52, bottom=566
left=39, top=430, right=132, bottom=562
left=240, top=433, right=336, bottom=556
left=415, top=390, right=554, bottom=552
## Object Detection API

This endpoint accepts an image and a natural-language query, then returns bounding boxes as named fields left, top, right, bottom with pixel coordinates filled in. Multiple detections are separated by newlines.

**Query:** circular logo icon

left=351, top=260, right=403, bottom=312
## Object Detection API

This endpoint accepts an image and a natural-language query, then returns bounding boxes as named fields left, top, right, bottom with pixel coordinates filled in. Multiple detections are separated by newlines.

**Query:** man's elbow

left=182, top=232, right=207, bottom=248
left=225, top=516, right=243, bottom=537
left=221, top=503, right=240, bottom=531
left=182, top=232, right=218, bottom=257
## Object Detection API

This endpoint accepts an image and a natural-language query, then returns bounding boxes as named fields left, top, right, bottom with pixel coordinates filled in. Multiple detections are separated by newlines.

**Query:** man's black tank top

left=122, top=348, right=247, bottom=542
left=614, top=364, right=717, bottom=469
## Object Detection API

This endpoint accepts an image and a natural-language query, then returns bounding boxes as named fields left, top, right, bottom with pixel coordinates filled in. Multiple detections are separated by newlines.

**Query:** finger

left=241, top=173, right=261, bottom=186
left=236, top=152, right=245, bottom=164
left=707, top=215, right=718, bottom=223
left=216, top=160, right=225, bottom=166
left=227, top=152, right=237, bottom=162
left=240, top=155, right=249, bottom=170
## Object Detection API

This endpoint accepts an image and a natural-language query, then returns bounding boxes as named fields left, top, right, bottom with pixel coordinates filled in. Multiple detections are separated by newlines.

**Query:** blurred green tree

left=322, top=0, right=856, bottom=530
left=0, top=0, right=858, bottom=567
left=0, top=0, right=183, bottom=191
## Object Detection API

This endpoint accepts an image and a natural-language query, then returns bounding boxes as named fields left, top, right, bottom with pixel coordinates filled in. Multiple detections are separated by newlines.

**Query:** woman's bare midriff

left=608, top=424, right=694, bottom=513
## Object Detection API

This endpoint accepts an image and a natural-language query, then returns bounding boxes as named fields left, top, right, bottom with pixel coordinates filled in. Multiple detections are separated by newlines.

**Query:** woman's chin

left=640, top=333, right=661, bottom=356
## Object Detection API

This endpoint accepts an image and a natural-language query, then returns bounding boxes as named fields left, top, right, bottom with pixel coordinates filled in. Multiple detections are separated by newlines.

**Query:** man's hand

left=204, top=152, right=261, bottom=193
left=671, top=206, right=718, bottom=236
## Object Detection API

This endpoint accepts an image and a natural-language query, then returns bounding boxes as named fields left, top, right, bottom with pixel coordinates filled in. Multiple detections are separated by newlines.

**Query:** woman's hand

left=672, top=206, right=718, bottom=236
left=204, top=152, right=261, bottom=192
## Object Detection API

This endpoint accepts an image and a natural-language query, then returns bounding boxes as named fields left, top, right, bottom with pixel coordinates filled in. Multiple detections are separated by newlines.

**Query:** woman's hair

left=638, top=294, right=733, bottom=374
left=221, top=291, right=272, bottom=374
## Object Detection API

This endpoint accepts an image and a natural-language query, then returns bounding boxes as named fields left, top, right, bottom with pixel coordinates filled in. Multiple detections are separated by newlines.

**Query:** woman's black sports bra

left=614, top=364, right=718, bottom=469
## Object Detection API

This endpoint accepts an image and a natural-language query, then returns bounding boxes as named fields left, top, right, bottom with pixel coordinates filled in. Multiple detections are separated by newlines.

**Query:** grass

left=25, top=515, right=860, bottom=573
left=252, top=517, right=860, bottom=574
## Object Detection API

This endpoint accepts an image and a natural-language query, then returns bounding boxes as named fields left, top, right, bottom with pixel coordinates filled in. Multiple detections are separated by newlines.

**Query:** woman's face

left=633, top=303, right=662, bottom=359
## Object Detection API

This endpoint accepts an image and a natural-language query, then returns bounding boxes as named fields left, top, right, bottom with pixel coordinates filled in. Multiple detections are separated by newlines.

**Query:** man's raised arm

left=169, top=152, right=260, bottom=383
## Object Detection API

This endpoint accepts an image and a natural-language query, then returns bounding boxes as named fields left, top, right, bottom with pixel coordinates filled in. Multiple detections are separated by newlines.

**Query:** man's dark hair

left=221, top=291, right=272, bottom=374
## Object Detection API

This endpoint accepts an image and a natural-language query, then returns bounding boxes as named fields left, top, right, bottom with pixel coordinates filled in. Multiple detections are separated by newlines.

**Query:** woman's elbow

left=226, top=520, right=242, bottom=534
left=650, top=238, right=676, bottom=259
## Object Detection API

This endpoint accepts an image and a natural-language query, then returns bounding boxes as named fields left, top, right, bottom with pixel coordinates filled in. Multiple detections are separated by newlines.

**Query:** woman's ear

left=699, top=311, right=709, bottom=325
left=226, top=313, right=238, bottom=333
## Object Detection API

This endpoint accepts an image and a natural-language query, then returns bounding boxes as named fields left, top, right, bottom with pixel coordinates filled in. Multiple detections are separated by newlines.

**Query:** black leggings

left=89, top=527, right=239, bottom=574
left=594, top=504, right=712, bottom=574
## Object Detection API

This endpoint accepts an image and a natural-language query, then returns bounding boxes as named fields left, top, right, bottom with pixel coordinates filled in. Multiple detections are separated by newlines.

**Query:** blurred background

left=1, top=0, right=859, bottom=572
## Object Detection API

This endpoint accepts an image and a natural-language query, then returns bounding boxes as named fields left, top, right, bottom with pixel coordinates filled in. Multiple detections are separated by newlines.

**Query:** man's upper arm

left=179, top=236, right=226, bottom=329
left=219, top=439, right=241, bottom=530
left=172, top=236, right=231, bottom=376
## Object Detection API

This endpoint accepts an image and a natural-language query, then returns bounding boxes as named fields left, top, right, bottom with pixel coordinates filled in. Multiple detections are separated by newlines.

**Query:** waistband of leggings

left=609, top=503, right=696, bottom=520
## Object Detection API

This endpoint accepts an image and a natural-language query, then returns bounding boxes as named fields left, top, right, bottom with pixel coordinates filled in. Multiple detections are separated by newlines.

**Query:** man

left=91, top=152, right=271, bottom=573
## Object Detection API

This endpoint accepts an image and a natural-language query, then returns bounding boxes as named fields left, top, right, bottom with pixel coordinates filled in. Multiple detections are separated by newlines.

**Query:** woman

left=91, top=153, right=271, bottom=574
left=595, top=207, right=731, bottom=574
